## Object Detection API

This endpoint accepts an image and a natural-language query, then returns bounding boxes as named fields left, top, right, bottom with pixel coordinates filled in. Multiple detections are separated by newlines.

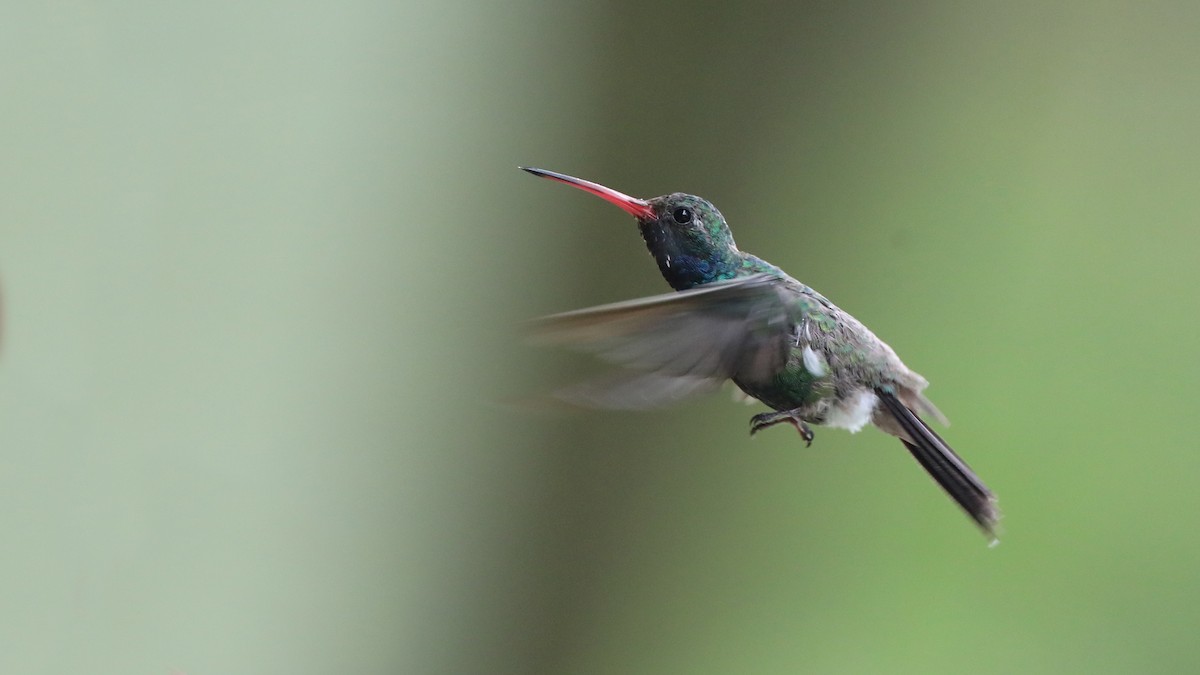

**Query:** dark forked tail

left=876, top=389, right=1000, bottom=539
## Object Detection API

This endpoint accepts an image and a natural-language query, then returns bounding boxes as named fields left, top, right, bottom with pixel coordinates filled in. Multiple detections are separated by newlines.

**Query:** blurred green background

left=3, top=1, right=1200, bottom=673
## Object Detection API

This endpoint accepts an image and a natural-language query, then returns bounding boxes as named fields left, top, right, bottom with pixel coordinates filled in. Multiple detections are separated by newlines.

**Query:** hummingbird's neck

left=636, top=205, right=784, bottom=290
left=650, top=251, right=738, bottom=290
left=647, top=247, right=782, bottom=291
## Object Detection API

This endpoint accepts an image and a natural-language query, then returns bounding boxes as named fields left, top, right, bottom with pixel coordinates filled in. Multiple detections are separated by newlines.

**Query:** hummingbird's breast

left=733, top=350, right=826, bottom=416
left=732, top=303, right=895, bottom=432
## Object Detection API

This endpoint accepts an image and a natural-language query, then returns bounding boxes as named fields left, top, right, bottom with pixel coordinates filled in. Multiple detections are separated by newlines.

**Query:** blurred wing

left=531, top=274, right=795, bottom=409
left=553, top=372, right=725, bottom=410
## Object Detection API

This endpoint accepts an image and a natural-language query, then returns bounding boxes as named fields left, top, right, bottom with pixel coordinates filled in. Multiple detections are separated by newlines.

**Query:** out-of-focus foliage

left=2, top=2, right=1199, bottom=673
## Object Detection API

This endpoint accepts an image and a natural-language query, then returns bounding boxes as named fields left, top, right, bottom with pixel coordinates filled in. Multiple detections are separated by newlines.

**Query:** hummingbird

left=522, top=167, right=999, bottom=538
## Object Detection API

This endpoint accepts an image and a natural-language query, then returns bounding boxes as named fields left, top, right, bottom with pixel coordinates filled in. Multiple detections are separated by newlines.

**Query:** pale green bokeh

left=3, top=2, right=1200, bottom=673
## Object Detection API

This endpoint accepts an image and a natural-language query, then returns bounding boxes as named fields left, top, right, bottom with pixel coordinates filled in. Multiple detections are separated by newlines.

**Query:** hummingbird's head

left=521, top=167, right=741, bottom=290
left=637, top=192, right=740, bottom=288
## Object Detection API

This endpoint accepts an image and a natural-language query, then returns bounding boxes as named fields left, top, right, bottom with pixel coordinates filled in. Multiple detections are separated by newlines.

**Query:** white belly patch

left=824, top=390, right=878, bottom=433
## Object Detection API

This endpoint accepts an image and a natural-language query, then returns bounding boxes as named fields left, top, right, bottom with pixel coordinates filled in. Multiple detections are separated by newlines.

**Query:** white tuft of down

left=825, top=390, right=878, bottom=433
left=801, top=346, right=828, bottom=378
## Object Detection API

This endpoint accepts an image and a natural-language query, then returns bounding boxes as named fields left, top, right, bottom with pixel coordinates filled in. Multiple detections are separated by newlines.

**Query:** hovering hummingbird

left=522, top=167, right=999, bottom=538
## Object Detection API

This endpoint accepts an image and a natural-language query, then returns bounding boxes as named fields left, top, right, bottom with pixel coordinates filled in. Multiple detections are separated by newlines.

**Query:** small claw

left=796, top=421, right=814, bottom=447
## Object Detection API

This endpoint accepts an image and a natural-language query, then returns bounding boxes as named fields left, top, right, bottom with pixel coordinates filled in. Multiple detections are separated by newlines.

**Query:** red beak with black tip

left=521, top=167, right=656, bottom=221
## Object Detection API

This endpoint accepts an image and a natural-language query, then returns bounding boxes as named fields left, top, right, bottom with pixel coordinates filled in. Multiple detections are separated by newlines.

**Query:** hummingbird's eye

left=671, top=206, right=693, bottom=224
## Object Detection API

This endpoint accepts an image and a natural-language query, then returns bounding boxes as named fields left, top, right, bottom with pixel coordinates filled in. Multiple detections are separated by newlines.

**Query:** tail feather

left=876, top=389, right=1000, bottom=538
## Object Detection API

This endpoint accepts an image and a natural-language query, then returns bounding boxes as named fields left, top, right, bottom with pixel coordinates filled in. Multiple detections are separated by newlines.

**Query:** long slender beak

left=521, top=167, right=656, bottom=221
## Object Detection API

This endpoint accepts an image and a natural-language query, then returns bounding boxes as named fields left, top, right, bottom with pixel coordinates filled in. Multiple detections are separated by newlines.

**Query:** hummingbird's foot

left=749, top=411, right=815, bottom=447
left=796, top=421, right=815, bottom=447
